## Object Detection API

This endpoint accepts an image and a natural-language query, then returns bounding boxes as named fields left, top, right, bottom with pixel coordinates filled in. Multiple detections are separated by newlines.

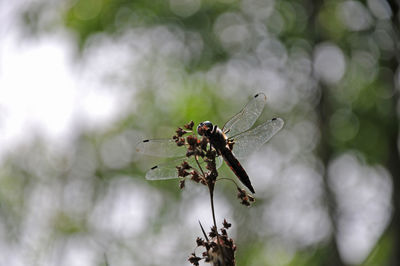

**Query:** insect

left=136, top=93, right=284, bottom=193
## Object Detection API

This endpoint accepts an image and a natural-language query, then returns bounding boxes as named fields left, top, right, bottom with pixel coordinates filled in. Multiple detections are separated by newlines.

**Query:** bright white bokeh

left=328, top=153, right=393, bottom=265
left=0, top=1, right=396, bottom=266
left=0, top=26, right=126, bottom=161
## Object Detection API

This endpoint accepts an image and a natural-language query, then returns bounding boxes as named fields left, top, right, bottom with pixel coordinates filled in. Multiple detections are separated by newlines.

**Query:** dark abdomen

left=220, top=148, right=255, bottom=193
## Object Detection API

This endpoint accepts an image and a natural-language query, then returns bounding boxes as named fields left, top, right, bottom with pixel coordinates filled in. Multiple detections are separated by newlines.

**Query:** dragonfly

left=136, top=92, right=284, bottom=193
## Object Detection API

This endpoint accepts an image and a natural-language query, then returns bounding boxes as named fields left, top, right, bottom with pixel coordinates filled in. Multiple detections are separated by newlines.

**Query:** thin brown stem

left=209, top=184, right=227, bottom=266
left=194, top=156, right=206, bottom=177
left=195, top=155, right=227, bottom=265
left=209, top=186, right=217, bottom=232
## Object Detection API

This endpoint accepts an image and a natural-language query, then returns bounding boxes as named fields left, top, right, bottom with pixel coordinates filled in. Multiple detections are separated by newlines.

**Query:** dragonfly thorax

left=197, top=121, right=214, bottom=137
left=198, top=121, right=228, bottom=153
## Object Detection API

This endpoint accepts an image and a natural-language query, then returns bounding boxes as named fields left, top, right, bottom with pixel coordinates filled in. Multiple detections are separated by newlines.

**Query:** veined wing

left=146, top=156, right=223, bottom=180
left=231, top=117, right=284, bottom=161
left=222, top=92, right=267, bottom=138
left=146, top=157, right=186, bottom=180
left=136, top=139, right=186, bottom=158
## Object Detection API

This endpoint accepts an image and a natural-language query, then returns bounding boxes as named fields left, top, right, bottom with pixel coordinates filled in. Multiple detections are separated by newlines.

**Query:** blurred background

left=0, top=0, right=399, bottom=265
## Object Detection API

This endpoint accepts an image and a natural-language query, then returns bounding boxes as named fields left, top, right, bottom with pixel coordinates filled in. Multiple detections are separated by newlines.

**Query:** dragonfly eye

left=197, top=121, right=213, bottom=136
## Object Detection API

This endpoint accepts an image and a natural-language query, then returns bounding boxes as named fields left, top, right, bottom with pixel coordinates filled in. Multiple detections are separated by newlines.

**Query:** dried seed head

left=237, top=187, right=253, bottom=206
left=176, top=137, right=185, bottom=146
left=192, top=218, right=236, bottom=266
left=209, top=226, right=217, bottom=238
left=237, top=187, right=246, bottom=198
left=186, top=150, right=195, bottom=157
left=241, top=199, right=250, bottom=206
left=194, top=149, right=205, bottom=158
left=203, top=252, right=210, bottom=262
left=223, top=219, right=231, bottom=229
left=175, top=127, right=187, bottom=137
left=188, top=253, right=201, bottom=266
left=221, top=228, right=227, bottom=236
left=207, top=236, right=236, bottom=266
left=206, top=160, right=217, bottom=172
left=179, top=179, right=185, bottom=189
left=187, top=135, right=198, bottom=146
left=190, top=170, right=201, bottom=183
left=205, top=149, right=217, bottom=160
left=196, top=237, right=205, bottom=247
left=200, top=137, right=208, bottom=151
left=248, top=195, right=255, bottom=202
left=177, top=166, right=190, bottom=177
left=181, top=161, right=191, bottom=170
left=184, top=121, right=194, bottom=130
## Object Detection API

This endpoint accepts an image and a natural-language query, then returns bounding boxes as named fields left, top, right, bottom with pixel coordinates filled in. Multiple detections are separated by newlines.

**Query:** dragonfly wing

left=222, top=92, right=267, bottom=138
left=216, top=156, right=223, bottom=169
left=136, top=139, right=186, bottom=158
left=146, top=156, right=224, bottom=180
left=232, top=118, right=284, bottom=161
left=146, top=158, right=185, bottom=180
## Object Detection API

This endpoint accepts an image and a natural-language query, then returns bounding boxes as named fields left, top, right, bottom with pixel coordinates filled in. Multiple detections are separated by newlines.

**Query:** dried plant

left=172, top=121, right=255, bottom=265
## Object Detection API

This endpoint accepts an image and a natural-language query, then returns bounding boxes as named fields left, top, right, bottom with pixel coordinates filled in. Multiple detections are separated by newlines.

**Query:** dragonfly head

left=197, top=121, right=213, bottom=136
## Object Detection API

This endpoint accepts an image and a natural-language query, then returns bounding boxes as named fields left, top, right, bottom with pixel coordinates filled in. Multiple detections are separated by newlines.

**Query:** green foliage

left=12, top=0, right=400, bottom=265
left=63, top=0, right=237, bottom=68
left=363, top=232, right=393, bottom=266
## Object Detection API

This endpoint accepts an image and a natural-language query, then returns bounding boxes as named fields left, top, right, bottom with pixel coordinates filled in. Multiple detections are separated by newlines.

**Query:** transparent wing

left=222, top=92, right=267, bottom=138
left=146, top=157, right=186, bottom=180
left=146, top=156, right=223, bottom=180
left=231, top=118, right=284, bottom=161
left=136, top=139, right=186, bottom=158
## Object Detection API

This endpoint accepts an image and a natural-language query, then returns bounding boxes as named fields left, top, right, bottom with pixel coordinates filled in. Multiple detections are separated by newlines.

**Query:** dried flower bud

left=210, top=241, right=218, bottom=250
left=188, top=253, right=201, bottom=265
left=187, top=135, right=198, bottom=147
left=179, top=179, right=185, bottom=189
left=203, top=252, right=211, bottom=262
left=176, top=137, right=185, bottom=146
left=181, top=161, right=191, bottom=170
left=223, top=219, right=231, bottom=229
left=206, top=161, right=217, bottom=172
left=248, top=195, right=255, bottom=202
left=186, top=150, right=195, bottom=157
left=184, top=121, right=194, bottom=130
left=237, top=187, right=253, bottom=206
left=200, top=137, right=208, bottom=151
left=221, top=228, right=227, bottom=236
left=237, top=188, right=246, bottom=199
left=176, top=127, right=187, bottom=137
left=177, top=166, right=190, bottom=177
left=195, top=149, right=205, bottom=158
left=209, top=226, right=217, bottom=238
left=241, top=199, right=250, bottom=206
left=196, top=237, right=204, bottom=247
left=205, top=149, right=216, bottom=159
left=190, top=170, right=201, bottom=183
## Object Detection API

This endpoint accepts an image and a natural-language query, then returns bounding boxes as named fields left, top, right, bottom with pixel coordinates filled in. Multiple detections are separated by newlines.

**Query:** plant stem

left=209, top=181, right=227, bottom=265
left=209, top=186, right=217, bottom=232
left=195, top=155, right=227, bottom=265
